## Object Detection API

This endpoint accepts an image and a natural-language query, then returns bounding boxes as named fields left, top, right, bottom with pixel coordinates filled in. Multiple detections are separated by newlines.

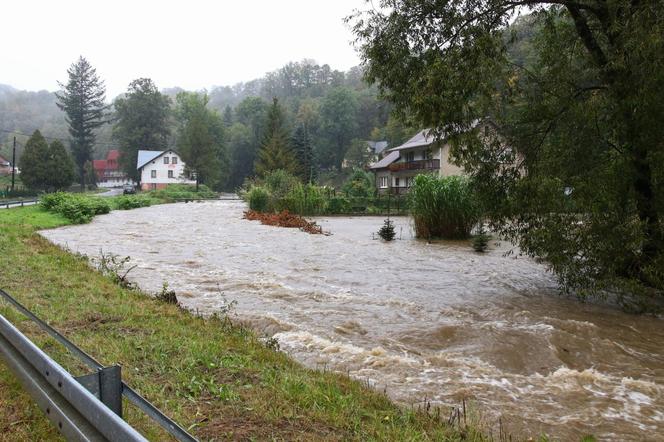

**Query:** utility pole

left=11, top=136, right=16, bottom=192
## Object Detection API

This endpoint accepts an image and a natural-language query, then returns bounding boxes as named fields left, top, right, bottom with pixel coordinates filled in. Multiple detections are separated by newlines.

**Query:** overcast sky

left=3, top=0, right=366, bottom=98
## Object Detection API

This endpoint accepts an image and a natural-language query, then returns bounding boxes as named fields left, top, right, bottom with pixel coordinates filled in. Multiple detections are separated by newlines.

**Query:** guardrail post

left=75, top=365, right=123, bottom=417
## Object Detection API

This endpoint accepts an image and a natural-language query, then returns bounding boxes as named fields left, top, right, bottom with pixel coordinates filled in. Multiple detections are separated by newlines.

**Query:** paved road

left=97, top=188, right=124, bottom=197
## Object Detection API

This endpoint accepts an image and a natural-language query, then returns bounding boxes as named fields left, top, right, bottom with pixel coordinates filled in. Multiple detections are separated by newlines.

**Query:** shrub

left=472, top=222, right=491, bottom=252
left=248, top=186, right=271, bottom=212
left=326, top=197, right=351, bottom=214
left=150, top=184, right=216, bottom=201
left=264, top=169, right=300, bottom=197
left=282, top=183, right=325, bottom=215
left=41, top=192, right=111, bottom=224
left=409, top=175, right=479, bottom=239
left=112, top=195, right=153, bottom=210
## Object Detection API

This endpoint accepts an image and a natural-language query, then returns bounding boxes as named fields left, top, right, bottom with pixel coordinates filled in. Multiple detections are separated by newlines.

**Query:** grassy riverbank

left=0, top=205, right=484, bottom=441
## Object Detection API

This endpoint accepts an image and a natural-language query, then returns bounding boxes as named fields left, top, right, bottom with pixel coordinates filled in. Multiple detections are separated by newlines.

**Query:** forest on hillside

left=0, top=59, right=417, bottom=190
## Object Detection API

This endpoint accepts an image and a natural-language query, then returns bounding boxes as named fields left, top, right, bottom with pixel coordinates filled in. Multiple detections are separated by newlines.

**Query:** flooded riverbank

left=41, top=201, right=664, bottom=441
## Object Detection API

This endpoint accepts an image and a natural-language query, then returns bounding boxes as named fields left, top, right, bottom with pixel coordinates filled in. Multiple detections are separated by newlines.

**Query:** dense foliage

left=40, top=192, right=111, bottom=224
left=175, top=92, right=228, bottom=191
left=409, top=175, right=479, bottom=240
left=18, top=131, right=75, bottom=191
left=113, top=78, right=171, bottom=182
left=352, top=2, right=664, bottom=307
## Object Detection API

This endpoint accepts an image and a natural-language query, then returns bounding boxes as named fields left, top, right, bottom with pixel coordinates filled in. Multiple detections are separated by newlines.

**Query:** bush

left=264, top=169, right=300, bottom=197
left=409, top=175, right=479, bottom=239
left=326, top=197, right=351, bottom=214
left=282, top=183, right=326, bottom=215
left=40, top=192, right=111, bottom=224
left=248, top=186, right=271, bottom=212
left=112, top=195, right=153, bottom=210
left=149, top=184, right=217, bottom=201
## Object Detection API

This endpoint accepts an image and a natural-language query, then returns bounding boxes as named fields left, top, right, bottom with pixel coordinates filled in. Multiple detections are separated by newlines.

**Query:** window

left=379, top=176, right=388, bottom=188
left=164, top=157, right=170, bottom=164
left=151, top=170, right=156, bottom=179
left=406, top=177, right=413, bottom=187
left=168, top=170, right=174, bottom=179
left=394, top=177, right=400, bottom=187
left=172, top=156, right=178, bottom=164
left=406, top=151, right=415, bottom=162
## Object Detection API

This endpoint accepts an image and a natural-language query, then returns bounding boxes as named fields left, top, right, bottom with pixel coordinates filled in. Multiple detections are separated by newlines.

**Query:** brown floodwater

left=40, top=201, right=664, bottom=441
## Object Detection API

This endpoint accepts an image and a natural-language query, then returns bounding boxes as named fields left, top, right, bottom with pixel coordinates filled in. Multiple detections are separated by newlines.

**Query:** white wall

left=140, top=151, right=195, bottom=185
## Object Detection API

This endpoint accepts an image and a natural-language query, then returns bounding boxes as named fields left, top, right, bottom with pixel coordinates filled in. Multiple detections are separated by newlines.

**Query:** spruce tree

left=254, top=98, right=299, bottom=177
left=56, top=56, right=110, bottom=191
left=19, top=131, right=50, bottom=191
left=292, top=124, right=314, bottom=182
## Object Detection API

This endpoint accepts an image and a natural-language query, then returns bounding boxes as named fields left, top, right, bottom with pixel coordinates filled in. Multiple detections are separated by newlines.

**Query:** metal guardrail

left=1, top=198, right=38, bottom=208
left=0, top=288, right=198, bottom=442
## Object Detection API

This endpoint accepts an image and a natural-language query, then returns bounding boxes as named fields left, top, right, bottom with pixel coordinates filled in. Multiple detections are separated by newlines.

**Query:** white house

left=136, top=150, right=195, bottom=191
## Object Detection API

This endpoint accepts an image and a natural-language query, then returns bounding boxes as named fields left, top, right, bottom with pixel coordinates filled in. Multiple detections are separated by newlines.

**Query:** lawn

left=0, top=205, right=483, bottom=441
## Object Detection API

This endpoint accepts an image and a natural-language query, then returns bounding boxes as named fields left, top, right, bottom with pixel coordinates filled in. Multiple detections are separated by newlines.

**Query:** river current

left=40, top=201, right=664, bottom=441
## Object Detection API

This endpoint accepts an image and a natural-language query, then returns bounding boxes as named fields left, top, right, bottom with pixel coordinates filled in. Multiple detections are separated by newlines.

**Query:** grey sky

left=4, top=0, right=365, bottom=98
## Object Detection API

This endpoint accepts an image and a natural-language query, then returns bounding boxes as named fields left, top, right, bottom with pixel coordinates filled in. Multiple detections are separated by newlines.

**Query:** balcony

left=388, top=159, right=440, bottom=172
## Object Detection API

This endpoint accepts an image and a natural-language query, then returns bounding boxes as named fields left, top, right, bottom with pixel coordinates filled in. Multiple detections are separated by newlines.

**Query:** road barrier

left=0, top=288, right=198, bottom=442
left=1, top=199, right=38, bottom=209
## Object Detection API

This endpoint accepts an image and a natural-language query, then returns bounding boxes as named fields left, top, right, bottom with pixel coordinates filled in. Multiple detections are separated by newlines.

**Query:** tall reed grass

left=409, top=175, right=479, bottom=239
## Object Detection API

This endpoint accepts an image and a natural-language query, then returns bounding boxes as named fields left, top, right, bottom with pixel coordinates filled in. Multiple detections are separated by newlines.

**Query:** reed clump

left=409, top=175, right=480, bottom=239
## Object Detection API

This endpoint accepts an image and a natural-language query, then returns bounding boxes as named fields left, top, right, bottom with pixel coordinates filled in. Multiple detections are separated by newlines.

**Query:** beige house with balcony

left=369, top=129, right=464, bottom=194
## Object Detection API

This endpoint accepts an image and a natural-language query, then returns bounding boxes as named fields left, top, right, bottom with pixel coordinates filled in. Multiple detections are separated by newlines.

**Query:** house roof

left=367, top=141, right=388, bottom=155
left=387, top=129, right=441, bottom=152
left=136, top=150, right=165, bottom=170
left=107, top=150, right=120, bottom=161
left=369, top=151, right=399, bottom=170
left=93, top=159, right=107, bottom=171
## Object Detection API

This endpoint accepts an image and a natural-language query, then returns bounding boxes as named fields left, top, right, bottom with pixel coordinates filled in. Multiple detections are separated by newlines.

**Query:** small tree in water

left=378, top=218, right=396, bottom=241
left=472, top=222, right=490, bottom=253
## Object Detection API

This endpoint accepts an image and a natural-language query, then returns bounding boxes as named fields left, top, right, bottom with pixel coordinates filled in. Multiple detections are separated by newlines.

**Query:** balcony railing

left=388, top=159, right=440, bottom=172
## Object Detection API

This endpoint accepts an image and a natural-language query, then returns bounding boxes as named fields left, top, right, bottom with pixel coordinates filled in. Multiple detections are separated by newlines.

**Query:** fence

left=0, top=288, right=198, bottom=442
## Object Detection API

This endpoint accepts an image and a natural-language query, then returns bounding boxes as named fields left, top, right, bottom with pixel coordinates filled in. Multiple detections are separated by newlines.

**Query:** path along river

left=40, top=201, right=664, bottom=441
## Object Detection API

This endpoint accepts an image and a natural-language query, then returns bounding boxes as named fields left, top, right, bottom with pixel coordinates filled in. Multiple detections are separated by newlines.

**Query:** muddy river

left=41, top=201, right=664, bottom=441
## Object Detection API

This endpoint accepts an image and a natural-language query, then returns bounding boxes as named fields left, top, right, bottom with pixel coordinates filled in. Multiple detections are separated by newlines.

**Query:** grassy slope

left=0, top=206, right=482, bottom=441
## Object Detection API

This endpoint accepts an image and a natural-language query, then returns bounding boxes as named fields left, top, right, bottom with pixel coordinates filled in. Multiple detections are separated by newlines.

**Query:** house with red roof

left=93, top=150, right=133, bottom=188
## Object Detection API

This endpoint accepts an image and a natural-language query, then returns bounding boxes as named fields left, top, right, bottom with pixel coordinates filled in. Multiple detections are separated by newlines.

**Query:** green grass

left=0, top=205, right=484, bottom=441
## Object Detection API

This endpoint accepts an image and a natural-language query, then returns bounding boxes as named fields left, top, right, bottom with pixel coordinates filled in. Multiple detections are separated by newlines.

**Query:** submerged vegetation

left=409, top=175, right=480, bottom=240
left=0, top=205, right=486, bottom=440
left=244, top=209, right=326, bottom=235
left=243, top=169, right=408, bottom=216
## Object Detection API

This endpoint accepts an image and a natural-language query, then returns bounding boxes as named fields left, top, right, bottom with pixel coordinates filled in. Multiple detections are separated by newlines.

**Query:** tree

left=19, top=131, right=50, bottom=191
left=254, top=98, right=300, bottom=177
left=47, top=140, right=76, bottom=190
left=318, top=87, right=358, bottom=170
left=222, top=105, right=234, bottom=127
left=292, top=124, right=315, bottom=182
left=226, top=123, right=254, bottom=189
left=175, top=92, right=227, bottom=191
left=113, top=78, right=171, bottom=183
left=344, top=139, right=372, bottom=169
left=352, top=2, right=664, bottom=307
left=56, top=56, right=110, bottom=190
left=19, top=131, right=74, bottom=191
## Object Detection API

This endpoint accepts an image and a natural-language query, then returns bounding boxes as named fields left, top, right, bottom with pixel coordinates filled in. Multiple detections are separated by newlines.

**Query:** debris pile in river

left=243, top=210, right=328, bottom=235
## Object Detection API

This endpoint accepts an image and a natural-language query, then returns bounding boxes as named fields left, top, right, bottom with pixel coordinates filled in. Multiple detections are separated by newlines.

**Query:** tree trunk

left=632, top=145, right=661, bottom=262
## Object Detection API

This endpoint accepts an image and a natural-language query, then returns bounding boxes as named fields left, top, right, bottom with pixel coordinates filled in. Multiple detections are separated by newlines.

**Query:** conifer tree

left=254, top=98, right=299, bottom=177
left=56, top=56, right=110, bottom=190
left=48, top=140, right=76, bottom=190
left=19, top=130, right=50, bottom=191
left=292, top=124, right=314, bottom=182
